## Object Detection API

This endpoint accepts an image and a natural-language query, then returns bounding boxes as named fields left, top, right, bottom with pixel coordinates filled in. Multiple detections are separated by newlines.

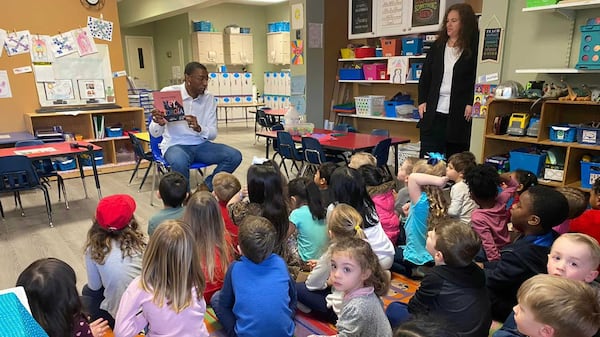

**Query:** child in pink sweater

left=464, top=164, right=517, bottom=262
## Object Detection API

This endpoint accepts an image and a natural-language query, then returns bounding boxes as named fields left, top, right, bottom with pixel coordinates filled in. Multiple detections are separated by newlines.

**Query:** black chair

left=276, top=131, right=303, bottom=178
left=15, top=140, right=68, bottom=209
left=300, top=136, right=343, bottom=177
left=256, top=108, right=277, bottom=132
left=371, top=128, right=390, bottom=137
left=270, top=124, right=284, bottom=166
left=0, top=155, right=53, bottom=226
left=372, top=138, right=393, bottom=176
left=128, top=133, right=154, bottom=191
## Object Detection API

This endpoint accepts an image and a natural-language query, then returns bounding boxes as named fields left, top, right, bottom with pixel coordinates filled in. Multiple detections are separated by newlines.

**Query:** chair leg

left=150, top=163, right=159, bottom=206
left=129, top=159, right=142, bottom=185
left=280, top=160, right=290, bottom=178
left=57, top=175, right=69, bottom=209
left=139, top=161, right=153, bottom=191
left=0, top=199, right=4, bottom=220
left=40, top=186, right=53, bottom=227
left=16, top=192, right=24, bottom=216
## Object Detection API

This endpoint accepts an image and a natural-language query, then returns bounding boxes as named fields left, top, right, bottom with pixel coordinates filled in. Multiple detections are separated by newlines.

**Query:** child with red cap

left=81, top=194, right=146, bottom=329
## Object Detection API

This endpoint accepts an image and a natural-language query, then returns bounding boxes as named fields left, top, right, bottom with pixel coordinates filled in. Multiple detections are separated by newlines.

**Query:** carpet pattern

left=204, top=273, right=420, bottom=337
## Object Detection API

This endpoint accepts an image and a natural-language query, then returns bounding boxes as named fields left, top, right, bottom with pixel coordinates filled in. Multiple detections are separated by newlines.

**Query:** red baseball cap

left=96, top=194, right=136, bottom=231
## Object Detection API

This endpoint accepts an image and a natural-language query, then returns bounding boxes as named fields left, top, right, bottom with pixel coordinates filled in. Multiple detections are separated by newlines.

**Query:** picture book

left=153, top=90, right=185, bottom=122
left=472, top=84, right=497, bottom=118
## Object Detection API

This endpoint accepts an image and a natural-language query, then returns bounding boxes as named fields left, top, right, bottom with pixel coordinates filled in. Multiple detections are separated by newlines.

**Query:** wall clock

left=80, top=0, right=105, bottom=10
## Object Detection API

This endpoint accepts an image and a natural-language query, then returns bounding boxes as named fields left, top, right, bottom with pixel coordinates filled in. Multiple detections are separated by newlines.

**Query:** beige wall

left=0, top=1, right=128, bottom=132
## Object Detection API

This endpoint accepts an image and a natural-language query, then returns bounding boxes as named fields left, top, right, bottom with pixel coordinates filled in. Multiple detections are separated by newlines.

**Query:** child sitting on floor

left=569, top=177, right=600, bottom=244
left=348, top=152, right=376, bottom=169
left=386, top=219, right=491, bottom=337
left=211, top=215, right=296, bottom=337
left=445, top=151, right=477, bottom=224
left=360, top=164, right=400, bottom=245
left=484, top=185, right=568, bottom=322
left=115, top=220, right=208, bottom=337
left=212, top=172, right=242, bottom=250
left=314, top=162, right=337, bottom=208
left=552, top=187, right=587, bottom=234
left=308, top=237, right=392, bottom=337
left=513, top=274, right=600, bottom=337
left=464, top=165, right=518, bottom=262
left=148, top=172, right=188, bottom=236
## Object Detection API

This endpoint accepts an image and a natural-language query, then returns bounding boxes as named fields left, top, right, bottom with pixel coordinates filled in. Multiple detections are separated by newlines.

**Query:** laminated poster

left=472, top=84, right=497, bottom=118
left=0, top=70, right=12, bottom=98
left=291, top=40, right=304, bottom=65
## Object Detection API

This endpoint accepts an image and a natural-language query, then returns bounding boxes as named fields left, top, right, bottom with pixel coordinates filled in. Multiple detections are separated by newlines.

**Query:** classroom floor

left=0, top=120, right=268, bottom=290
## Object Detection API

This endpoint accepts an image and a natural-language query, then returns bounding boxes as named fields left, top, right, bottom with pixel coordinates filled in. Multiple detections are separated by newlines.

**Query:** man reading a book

left=149, top=62, right=242, bottom=191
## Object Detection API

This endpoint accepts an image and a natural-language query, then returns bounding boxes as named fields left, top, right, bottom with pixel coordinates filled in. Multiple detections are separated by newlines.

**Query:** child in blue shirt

left=288, top=177, right=328, bottom=262
left=211, top=215, right=296, bottom=337
left=147, top=172, right=188, bottom=236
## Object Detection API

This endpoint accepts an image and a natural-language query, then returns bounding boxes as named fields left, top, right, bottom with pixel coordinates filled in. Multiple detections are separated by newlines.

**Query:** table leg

left=89, top=149, right=102, bottom=199
left=265, top=138, right=271, bottom=158
left=393, top=144, right=399, bottom=176
left=244, top=107, right=249, bottom=128
left=76, top=154, right=89, bottom=198
left=225, top=107, right=228, bottom=126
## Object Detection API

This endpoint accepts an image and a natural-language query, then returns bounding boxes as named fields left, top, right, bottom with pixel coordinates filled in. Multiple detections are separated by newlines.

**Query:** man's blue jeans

left=164, top=141, right=242, bottom=191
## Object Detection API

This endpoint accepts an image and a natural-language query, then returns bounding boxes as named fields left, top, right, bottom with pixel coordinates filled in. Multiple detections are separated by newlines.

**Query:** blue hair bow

left=427, top=152, right=445, bottom=165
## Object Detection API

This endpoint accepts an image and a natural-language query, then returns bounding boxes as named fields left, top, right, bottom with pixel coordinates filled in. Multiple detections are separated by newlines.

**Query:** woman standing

left=417, top=3, right=479, bottom=158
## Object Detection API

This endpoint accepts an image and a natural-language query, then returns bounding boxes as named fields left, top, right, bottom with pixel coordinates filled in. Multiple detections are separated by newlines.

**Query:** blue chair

left=372, top=138, right=393, bottom=177
left=300, top=136, right=343, bottom=177
left=270, top=123, right=284, bottom=165
left=332, top=124, right=349, bottom=133
left=148, top=134, right=209, bottom=205
left=276, top=131, right=303, bottom=178
left=15, top=140, right=68, bottom=209
left=128, top=133, right=154, bottom=191
left=0, top=155, right=53, bottom=226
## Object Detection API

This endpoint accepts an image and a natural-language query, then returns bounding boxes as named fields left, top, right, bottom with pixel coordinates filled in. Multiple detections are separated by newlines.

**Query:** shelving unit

left=483, top=99, right=600, bottom=189
left=337, top=113, right=420, bottom=143
left=515, top=68, right=600, bottom=74
left=522, top=0, right=600, bottom=19
left=24, top=107, right=146, bottom=179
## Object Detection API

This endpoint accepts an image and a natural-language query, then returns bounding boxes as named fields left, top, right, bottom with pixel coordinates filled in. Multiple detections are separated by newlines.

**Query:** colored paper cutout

left=291, top=40, right=304, bottom=65
left=74, top=27, right=97, bottom=56
left=50, top=33, right=77, bottom=58
left=30, top=35, right=53, bottom=63
left=87, top=16, right=113, bottom=41
left=5, top=30, right=31, bottom=56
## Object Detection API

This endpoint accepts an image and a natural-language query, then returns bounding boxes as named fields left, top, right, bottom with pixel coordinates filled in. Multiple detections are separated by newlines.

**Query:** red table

left=0, top=141, right=104, bottom=199
left=256, top=128, right=410, bottom=174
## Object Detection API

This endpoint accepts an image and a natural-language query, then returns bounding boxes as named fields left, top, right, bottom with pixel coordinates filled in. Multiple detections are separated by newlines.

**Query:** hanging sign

left=482, top=28, right=501, bottom=63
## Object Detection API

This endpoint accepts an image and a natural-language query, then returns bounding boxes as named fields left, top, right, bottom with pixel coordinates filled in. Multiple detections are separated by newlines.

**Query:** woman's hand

left=464, top=104, right=472, bottom=122
left=89, top=318, right=109, bottom=337
left=151, top=109, right=167, bottom=126
left=418, top=103, right=427, bottom=119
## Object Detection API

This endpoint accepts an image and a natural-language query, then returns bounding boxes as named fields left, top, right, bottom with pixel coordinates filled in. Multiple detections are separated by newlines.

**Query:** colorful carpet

left=203, top=272, right=420, bottom=337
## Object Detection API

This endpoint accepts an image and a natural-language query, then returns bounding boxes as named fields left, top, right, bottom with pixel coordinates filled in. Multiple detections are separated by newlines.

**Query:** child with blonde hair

left=82, top=194, right=146, bottom=328
left=348, top=152, right=377, bottom=169
left=184, top=191, right=233, bottom=303
left=513, top=274, right=600, bottom=337
left=494, top=233, right=600, bottom=337
left=395, top=157, right=420, bottom=234
left=446, top=151, right=477, bottom=224
left=212, top=172, right=242, bottom=249
left=392, top=158, right=448, bottom=278
left=296, top=203, right=367, bottom=323
left=308, top=237, right=392, bottom=337
left=114, top=220, right=208, bottom=337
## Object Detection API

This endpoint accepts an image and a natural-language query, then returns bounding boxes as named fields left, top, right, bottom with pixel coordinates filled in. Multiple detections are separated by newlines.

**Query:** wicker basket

left=354, top=95, right=385, bottom=116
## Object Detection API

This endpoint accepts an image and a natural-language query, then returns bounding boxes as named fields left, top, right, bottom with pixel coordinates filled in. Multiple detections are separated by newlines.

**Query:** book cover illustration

left=472, top=84, right=497, bottom=118
left=153, top=91, right=186, bottom=122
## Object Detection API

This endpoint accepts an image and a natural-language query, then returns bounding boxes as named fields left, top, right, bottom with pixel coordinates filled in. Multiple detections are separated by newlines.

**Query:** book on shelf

left=153, top=91, right=186, bottom=122
left=92, top=115, right=105, bottom=139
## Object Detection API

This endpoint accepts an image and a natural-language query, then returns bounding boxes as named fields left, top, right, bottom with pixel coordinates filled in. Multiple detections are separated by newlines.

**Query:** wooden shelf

left=515, top=68, right=600, bottom=74
left=522, top=0, right=600, bottom=19
left=338, top=55, right=426, bottom=62
left=339, top=80, right=391, bottom=84
left=338, top=113, right=419, bottom=123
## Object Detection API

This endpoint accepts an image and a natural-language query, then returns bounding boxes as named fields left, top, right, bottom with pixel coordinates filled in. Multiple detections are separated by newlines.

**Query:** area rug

left=203, top=272, right=420, bottom=337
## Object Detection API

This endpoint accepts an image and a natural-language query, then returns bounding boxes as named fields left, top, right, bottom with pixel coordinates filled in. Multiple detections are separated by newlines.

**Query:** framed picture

left=77, top=79, right=105, bottom=99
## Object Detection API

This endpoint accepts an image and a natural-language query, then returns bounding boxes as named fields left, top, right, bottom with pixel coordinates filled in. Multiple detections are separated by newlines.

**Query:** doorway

left=125, top=36, right=158, bottom=90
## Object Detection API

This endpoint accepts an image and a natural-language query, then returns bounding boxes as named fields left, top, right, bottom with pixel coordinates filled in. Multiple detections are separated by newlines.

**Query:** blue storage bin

left=385, top=100, right=415, bottom=117
left=509, top=148, right=547, bottom=177
left=402, top=37, right=423, bottom=56
left=193, top=21, right=212, bottom=32
left=549, top=124, right=576, bottom=142
left=82, top=151, right=104, bottom=167
left=105, top=127, right=123, bottom=138
left=339, top=68, right=364, bottom=80
left=54, top=157, right=76, bottom=171
left=581, top=161, right=600, bottom=188
left=576, top=24, right=600, bottom=69
left=577, top=125, right=600, bottom=145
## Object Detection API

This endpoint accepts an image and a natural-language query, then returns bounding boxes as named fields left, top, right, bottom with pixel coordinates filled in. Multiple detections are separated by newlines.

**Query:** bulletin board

left=34, top=44, right=114, bottom=106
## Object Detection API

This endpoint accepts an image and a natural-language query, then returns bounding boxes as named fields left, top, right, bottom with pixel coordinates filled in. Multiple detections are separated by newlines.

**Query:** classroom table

left=217, top=102, right=264, bottom=127
left=255, top=128, right=410, bottom=174
left=0, top=141, right=103, bottom=199
left=250, top=108, right=287, bottom=133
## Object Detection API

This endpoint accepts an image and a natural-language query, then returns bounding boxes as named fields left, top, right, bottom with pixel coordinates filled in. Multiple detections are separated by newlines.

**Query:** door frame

left=124, top=35, right=158, bottom=90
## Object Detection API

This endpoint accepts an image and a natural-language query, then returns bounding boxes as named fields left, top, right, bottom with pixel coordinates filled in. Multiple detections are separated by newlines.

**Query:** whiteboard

left=35, top=44, right=114, bottom=106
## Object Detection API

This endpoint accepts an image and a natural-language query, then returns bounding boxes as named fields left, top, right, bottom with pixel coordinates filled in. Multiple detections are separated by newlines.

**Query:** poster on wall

left=77, top=79, right=105, bottom=100
left=291, top=3, right=304, bottom=30
left=291, top=40, right=304, bottom=65
left=44, top=80, right=75, bottom=101
left=5, top=30, right=31, bottom=56
left=482, top=28, right=502, bottom=63
left=0, top=70, right=12, bottom=98
left=351, top=0, right=372, bottom=35
left=30, top=35, right=53, bottom=63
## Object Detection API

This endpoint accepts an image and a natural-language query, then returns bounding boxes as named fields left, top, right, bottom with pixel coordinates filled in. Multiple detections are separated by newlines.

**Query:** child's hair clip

left=427, top=152, right=445, bottom=165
